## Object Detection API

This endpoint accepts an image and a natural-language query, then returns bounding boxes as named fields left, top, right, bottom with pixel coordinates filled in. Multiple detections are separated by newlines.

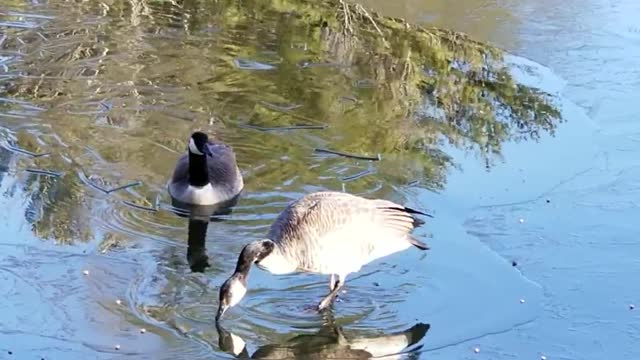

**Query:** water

left=0, top=0, right=637, bottom=359
left=361, top=0, right=640, bottom=359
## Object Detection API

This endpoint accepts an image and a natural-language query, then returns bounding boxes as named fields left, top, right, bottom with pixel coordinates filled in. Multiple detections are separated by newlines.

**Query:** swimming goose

left=168, top=131, right=244, bottom=206
left=216, top=191, right=432, bottom=321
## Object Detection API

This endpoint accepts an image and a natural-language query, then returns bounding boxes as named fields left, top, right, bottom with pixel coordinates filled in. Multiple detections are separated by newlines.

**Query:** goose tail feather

left=402, top=206, right=434, bottom=218
left=379, top=206, right=433, bottom=219
left=379, top=205, right=433, bottom=229
left=408, top=236, right=429, bottom=251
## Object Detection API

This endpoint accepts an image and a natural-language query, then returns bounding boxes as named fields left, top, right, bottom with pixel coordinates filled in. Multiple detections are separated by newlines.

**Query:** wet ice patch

left=504, top=53, right=567, bottom=95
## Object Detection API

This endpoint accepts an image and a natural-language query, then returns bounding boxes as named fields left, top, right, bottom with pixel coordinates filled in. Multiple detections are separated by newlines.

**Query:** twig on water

left=25, top=168, right=62, bottom=177
left=297, top=61, right=344, bottom=69
left=1, top=12, right=55, bottom=20
left=83, top=177, right=142, bottom=194
left=258, top=101, right=302, bottom=112
left=239, top=123, right=327, bottom=132
left=105, top=181, right=142, bottom=194
left=84, top=179, right=109, bottom=194
left=122, top=200, right=157, bottom=213
left=341, top=168, right=376, bottom=181
left=257, top=101, right=321, bottom=124
left=314, top=148, right=381, bottom=161
left=4, top=144, right=50, bottom=158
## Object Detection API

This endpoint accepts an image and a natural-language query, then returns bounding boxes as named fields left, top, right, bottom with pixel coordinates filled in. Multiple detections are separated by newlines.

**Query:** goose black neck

left=188, top=152, right=209, bottom=187
left=233, top=248, right=254, bottom=277
left=233, top=241, right=274, bottom=279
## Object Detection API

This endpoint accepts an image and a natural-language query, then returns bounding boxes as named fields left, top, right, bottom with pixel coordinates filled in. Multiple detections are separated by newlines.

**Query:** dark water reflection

left=0, top=0, right=574, bottom=358
left=216, top=317, right=430, bottom=359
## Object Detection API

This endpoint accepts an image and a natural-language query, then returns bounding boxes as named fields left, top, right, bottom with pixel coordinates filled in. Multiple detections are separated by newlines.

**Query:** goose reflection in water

left=169, top=194, right=241, bottom=273
left=216, top=317, right=430, bottom=359
left=186, top=217, right=211, bottom=272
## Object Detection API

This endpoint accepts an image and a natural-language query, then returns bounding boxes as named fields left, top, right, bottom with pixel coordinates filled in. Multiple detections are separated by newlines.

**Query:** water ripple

left=0, top=0, right=572, bottom=358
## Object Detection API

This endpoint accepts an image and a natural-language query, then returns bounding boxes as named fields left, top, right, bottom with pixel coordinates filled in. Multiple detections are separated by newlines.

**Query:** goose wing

left=169, top=153, right=189, bottom=184
left=268, top=192, right=428, bottom=271
left=205, top=140, right=234, bottom=157
left=204, top=141, right=243, bottom=188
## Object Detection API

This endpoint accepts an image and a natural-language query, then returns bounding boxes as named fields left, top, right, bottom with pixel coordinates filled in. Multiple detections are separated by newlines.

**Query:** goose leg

left=318, top=277, right=344, bottom=311
left=329, top=274, right=337, bottom=291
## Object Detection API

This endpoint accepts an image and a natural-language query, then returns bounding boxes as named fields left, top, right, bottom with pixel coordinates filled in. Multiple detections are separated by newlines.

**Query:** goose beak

left=203, top=145, right=212, bottom=156
left=216, top=304, right=228, bottom=322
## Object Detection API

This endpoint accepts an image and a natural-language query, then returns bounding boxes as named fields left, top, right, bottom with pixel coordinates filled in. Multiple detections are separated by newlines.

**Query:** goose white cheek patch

left=188, top=138, right=204, bottom=155
left=228, top=280, right=247, bottom=307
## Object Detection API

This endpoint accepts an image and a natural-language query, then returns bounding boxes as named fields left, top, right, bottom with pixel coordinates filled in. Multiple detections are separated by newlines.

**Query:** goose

left=168, top=131, right=244, bottom=206
left=216, top=191, right=432, bottom=321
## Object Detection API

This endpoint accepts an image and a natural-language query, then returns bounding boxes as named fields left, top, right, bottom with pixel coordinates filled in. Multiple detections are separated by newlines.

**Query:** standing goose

left=168, top=131, right=244, bottom=206
left=216, top=191, right=432, bottom=321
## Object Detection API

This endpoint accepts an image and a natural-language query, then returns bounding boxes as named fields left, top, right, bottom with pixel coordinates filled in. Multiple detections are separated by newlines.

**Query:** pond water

left=0, top=0, right=638, bottom=359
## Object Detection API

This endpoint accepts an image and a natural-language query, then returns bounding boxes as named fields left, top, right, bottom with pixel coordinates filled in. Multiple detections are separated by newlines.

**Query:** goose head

left=188, top=131, right=213, bottom=156
left=216, top=239, right=275, bottom=322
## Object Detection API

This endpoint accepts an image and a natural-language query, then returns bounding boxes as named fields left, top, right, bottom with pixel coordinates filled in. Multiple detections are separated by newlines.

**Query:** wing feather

left=267, top=192, right=430, bottom=272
